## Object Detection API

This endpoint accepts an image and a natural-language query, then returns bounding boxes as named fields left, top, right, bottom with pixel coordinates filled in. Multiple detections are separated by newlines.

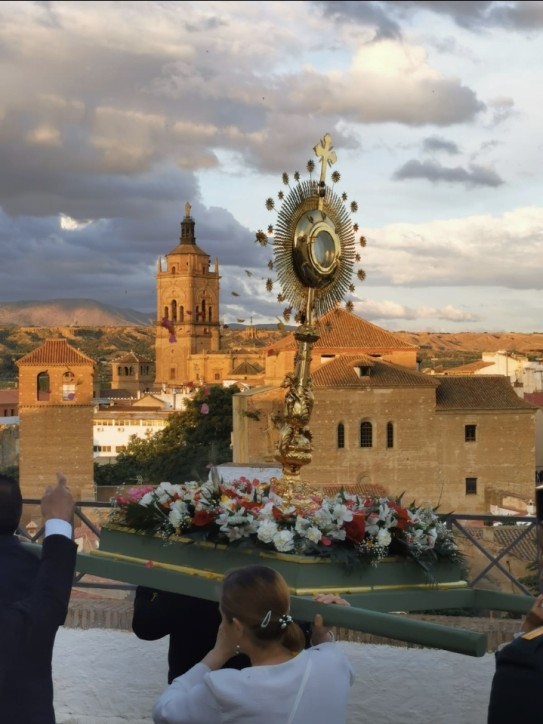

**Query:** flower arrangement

left=107, top=475, right=463, bottom=573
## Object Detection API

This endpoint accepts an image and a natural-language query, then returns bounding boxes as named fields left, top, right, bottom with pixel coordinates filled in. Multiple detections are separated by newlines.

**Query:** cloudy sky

left=1, top=0, right=542, bottom=332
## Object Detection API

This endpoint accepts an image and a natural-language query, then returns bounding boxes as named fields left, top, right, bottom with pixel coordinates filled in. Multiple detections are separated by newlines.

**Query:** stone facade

left=16, top=338, right=95, bottom=515
left=232, top=317, right=537, bottom=514
left=111, top=351, right=154, bottom=395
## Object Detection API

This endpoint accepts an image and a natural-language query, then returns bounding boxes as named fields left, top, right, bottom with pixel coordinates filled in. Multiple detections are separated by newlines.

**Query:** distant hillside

left=0, top=299, right=153, bottom=326
left=2, top=310, right=543, bottom=385
left=394, top=331, right=543, bottom=355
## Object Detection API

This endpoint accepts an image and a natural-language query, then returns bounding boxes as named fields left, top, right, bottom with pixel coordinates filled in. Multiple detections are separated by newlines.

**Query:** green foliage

left=519, top=559, right=539, bottom=596
left=0, top=464, right=19, bottom=481
left=95, top=386, right=236, bottom=485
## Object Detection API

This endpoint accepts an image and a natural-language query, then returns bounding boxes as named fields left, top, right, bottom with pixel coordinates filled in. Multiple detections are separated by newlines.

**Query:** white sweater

left=153, top=642, right=354, bottom=724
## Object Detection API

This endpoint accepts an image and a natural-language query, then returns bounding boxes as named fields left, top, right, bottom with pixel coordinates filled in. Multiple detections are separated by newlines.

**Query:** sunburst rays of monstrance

left=255, top=134, right=367, bottom=505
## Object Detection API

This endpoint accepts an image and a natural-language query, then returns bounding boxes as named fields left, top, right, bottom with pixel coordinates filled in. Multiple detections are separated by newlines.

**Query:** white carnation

left=139, top=492, right=154, bottom=507
left=304, top=525, right=323, bottom=545
left=273, top=529, right=295, bottom=552
left=168, top=501, right=187, bottom=529
left=377, top=528, right=391, bottom=547
left=257, top=519, right=279, bottom=544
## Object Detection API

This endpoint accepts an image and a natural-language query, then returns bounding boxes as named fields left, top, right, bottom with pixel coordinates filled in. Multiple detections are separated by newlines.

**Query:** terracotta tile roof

left=113, top=351, right=154, bottom=365
left=16, top=339, right=95, bottom=367
left=231, top=361, right=264, bottom=375
left=167, top=243, right=209, bottom=257
left=435, top=376, right=538, bottom=411
left=270, top=308, right=418, bottom=353
left=100, top=389, right=135, bottom=400
left=444, top=361, right=494, bottom=375
left=321, top=483, right=389, bottom=497
left=312, top=355, right=437, bottom=388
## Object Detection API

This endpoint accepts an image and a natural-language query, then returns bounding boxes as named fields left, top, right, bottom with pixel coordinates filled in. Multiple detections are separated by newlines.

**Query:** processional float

left=73, top=135, right=533, bottom=656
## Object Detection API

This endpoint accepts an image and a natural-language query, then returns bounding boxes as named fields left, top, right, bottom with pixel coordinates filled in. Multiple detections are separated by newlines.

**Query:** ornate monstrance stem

left=260, top=134, right=361, bottom=505
left=272, top=289, right=319, bottom=504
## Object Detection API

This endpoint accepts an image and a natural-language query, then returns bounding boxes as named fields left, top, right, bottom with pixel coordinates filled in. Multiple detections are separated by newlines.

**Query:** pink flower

left=144, top=560, right=154, bottom=568
left=200, top=403, right=209, bottom=414
left=321, top=536, right=332, bottom=546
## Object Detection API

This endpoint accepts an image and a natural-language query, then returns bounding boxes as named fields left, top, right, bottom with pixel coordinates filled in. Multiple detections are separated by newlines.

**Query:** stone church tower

left=16, top=338, right=95, bottom=521
left=155, top=203, right=220, bottom=387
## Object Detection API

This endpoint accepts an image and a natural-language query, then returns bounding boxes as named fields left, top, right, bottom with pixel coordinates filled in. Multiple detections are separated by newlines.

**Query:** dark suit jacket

left=487, top=629, right=543, bottom=723
left=0, top=534, right=77, bottom=724
left=132, top=587, right=250, bottom=683
left=132, top=587, right=313, bottom=684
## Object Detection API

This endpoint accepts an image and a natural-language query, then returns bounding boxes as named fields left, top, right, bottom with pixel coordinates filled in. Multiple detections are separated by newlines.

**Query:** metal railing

left=18, top=499, right=540, bottom=598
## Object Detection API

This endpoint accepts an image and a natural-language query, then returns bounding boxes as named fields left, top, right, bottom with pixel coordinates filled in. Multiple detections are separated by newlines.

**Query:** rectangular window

left=465, top=477, right=477, bottom=495
left=465, top=424, right=477, bottom=442
left=337, top=423, right=345, bottom=449
left=360, top=422, right=373, bottom=448
left=386, top=422, right=394, bottom=449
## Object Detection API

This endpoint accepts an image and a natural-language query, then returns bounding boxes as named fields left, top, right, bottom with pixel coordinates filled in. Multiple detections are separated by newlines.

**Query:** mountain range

left=0, top=299, right=153, bottom=326
left=1, top=299, right=543, bottom=358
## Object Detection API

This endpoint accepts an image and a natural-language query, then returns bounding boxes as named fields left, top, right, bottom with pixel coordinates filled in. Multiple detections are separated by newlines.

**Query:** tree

left=94, top=385, right=236, bottom=485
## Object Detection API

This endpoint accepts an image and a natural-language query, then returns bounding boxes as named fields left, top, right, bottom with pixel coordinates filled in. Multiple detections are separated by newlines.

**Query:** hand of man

left=41, top=472, right=75, bottom=523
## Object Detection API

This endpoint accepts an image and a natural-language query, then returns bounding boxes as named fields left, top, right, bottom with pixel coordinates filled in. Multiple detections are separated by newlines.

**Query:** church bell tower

left=155, top=203, right=220, bottom=387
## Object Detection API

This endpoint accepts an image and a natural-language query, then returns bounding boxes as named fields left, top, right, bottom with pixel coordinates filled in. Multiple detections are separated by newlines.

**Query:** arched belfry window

left=360, top=421, right=373, bottom=448
left=163, top=306, right=169, bottom=319
left=179, top=306, right=184, bottom=323
left=171, top=300, right=177, bottom=322
left=386, top=422, right=394, bottom=449
left=202, top=299, right=206, bottom=317
left=337, top=422, right=345, bottom=449
left=62, top=371, right=76, bottom=401
left=37, top=371, right=50, bottom=401
left=208, top=306, right=212, bottom=321
left=171, top=266, right=176, bottom=274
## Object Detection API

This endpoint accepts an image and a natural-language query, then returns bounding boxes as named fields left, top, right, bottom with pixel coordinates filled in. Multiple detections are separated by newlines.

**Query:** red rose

left=390, top=503, right=409, bottom=530
left=193, top=510, right=215, bottom=526
left=344, top=511, right=366, bottom=543
left=240, top=500, right=260, bottom=511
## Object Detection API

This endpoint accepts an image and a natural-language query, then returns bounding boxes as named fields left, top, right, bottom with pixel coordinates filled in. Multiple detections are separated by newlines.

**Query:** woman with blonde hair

left=153, top=564, right=354, bottom=724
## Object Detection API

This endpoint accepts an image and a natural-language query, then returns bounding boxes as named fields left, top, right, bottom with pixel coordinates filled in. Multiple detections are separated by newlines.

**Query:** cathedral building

left=154, top=202, right=221, bottom=387
left=154, top=204, right=265, bottom=388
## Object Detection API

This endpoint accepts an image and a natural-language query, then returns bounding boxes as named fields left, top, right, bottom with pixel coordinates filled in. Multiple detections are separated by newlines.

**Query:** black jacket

left=0, top=534, right=77, bottom=724
left=488, top=628, right=543, bottom=723
left=132, top=587, right=250, bottom=683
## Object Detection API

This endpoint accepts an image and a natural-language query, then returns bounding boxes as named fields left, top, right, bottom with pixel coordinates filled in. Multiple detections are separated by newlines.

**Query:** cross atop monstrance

left=314, top=132, right=337, bottom=183
left=260, top=134, right=362, bottom=504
